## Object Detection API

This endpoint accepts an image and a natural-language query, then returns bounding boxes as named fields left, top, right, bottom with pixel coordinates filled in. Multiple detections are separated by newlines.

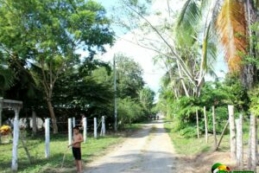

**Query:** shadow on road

left=84, top=151, right=177, bottom=173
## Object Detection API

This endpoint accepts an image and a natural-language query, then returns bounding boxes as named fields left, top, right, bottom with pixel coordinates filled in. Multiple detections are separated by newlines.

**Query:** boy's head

left=73, top=126, right=80, bottom=134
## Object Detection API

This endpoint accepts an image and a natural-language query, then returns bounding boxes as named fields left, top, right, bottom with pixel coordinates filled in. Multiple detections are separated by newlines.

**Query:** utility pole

left=113, top=55, right=118, bottom=132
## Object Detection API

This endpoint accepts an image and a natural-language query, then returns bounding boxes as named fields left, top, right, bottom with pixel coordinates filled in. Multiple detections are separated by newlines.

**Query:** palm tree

left=114, top=0, right=218, bottom=97
left=176, top=0, right=221, bottom=96
left=178, top=0, right=258, bottom=89
left=216, top=0, right=258, bottom=88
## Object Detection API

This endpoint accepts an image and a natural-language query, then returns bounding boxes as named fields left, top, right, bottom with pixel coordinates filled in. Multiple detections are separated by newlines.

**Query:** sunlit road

left=84, top=118, right=176, bottom=173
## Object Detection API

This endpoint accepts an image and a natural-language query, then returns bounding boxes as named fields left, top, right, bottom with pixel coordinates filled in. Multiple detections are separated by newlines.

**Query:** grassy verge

left=164, top=120, right=251, bottom=156
left=164, top=122, right=212, bottom=155
left=0, top=130, right=129, bottom=173
left=124, top=123, right=144, bottom=131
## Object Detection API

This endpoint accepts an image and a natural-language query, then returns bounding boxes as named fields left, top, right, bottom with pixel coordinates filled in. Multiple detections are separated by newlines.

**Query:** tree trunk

left=241, top=0, right=257, bottom=89
left=46, top=100, right=58, bottom=134
left=228, top=105, right=236, bottom=160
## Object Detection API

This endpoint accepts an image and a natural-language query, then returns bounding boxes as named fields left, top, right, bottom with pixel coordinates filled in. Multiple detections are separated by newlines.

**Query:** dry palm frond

left=216, top=0, right=248, bottom=72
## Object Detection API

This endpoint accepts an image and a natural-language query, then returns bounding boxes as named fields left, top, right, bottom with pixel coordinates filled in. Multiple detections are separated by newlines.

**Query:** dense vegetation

left=111, top=0, right=259, bottom=137
left=0, top=0, right=155, bottom=133
left=0, top=0, right=259, bottom=138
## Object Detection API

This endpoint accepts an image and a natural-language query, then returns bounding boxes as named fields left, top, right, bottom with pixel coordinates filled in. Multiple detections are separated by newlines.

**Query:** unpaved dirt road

left=84, top=119, right=176, bottom=173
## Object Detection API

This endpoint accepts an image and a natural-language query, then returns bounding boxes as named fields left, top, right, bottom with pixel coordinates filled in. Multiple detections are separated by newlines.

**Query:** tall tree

left=115, top=54, right=145, bottom=99
left=113, top=0, right=218, bottom=97
left=138, top=87, right=155, bottom=115
left=0, top=0, right=114, bottom=133
left=179, top=0, right=259, bottom=88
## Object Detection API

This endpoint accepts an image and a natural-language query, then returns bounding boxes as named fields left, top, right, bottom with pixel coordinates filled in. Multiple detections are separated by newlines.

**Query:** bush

left=178, top=126, right=197, bottom=138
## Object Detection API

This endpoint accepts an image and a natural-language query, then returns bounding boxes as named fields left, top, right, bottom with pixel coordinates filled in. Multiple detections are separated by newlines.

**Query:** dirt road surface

left=84, top=119, right=176, bottom=173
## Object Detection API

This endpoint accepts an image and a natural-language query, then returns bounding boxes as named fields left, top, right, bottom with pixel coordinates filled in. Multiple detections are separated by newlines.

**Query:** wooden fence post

left=94, top=117, right=97, bottom=138
left=83, top=117, right=87, bottom=143
left=235, top=114, right=243, bottom=170
left=212, top=106, right=217, bottom=149
left=204, top=107, right=208, bottom=143
left=68, top=118, right=72, bottom=145
left=45, top=118, right=50, bottom=158
left=196, top=108, right=200, bottom=138
left=214, top=121, right=229, bottom=151
left=228, top=105, right=236, bottom=160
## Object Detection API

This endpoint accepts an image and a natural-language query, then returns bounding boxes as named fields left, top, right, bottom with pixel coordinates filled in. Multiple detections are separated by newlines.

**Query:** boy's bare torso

left=73, top=133, right=82, bottom=148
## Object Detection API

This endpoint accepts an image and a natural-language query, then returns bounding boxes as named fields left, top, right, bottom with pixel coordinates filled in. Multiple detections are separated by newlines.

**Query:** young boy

left=68, top=126, right=83, bottom=173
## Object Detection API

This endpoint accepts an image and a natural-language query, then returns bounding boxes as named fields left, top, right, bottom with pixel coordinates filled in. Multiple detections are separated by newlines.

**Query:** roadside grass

left=164, top=120, right=252, bottom=156
left=122, top=123, right=145, bottom=136
left=0, top=123, right=145, bottom=173
left=124, top=123, right=143, bottom=131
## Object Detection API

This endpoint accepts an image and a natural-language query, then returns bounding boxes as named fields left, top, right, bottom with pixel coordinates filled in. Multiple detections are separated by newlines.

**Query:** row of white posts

left=44, top=116, right=106, bottom=158
left=228, top=106, right=257, bottom=172
left=200, top=105, right=258, bottom=172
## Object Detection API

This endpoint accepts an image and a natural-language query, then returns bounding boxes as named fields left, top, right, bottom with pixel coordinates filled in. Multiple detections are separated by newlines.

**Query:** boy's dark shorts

left=72, top=147, right=81, bottom=160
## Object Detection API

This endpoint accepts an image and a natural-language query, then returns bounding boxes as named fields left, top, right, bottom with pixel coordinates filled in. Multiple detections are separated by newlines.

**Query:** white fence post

left=228, top=105, right=236, bottom=160
left=11, top=108, right=20, bottom=171
left=68, top=118, right=72, bottom=145
left=250, top=114, right=257, bottom=172
left=45, top=118, right=50, bottom=158
left=72, top=117, right=76, bottom=127
left=100, top=116, right=106, bottom=136
left=83, top=117, right=87, bottom=143
left=236, top=114, right=243, bottom=170
left=94, top=117, right=97, bottom=138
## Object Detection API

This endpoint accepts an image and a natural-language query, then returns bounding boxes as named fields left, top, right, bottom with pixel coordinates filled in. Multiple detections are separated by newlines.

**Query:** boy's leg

left=75, top=160, right=80, bottom=173
left=78, top=160, right=82, bottom=173
left=75, top=160, right=77, bottom=172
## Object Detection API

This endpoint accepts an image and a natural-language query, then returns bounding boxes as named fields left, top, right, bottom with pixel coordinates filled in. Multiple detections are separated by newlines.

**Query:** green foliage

left=178, top=126, right=197, bottom=138
left=138, top=87, right=155, bottom=115
left=221, top=74, right=250, bottom=112
left=0, top=0, right=115, bottom=131
left=0, top=54, right=14, bottom=93
left=248, top=86, right=259, bottom=116
left=52, top=60, right=113, bottom=117
left=159, top=76, right=249, bottom=137
left=115, top=54, right=145, bottom=99
left=118, top=97, right=145, bottom=128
